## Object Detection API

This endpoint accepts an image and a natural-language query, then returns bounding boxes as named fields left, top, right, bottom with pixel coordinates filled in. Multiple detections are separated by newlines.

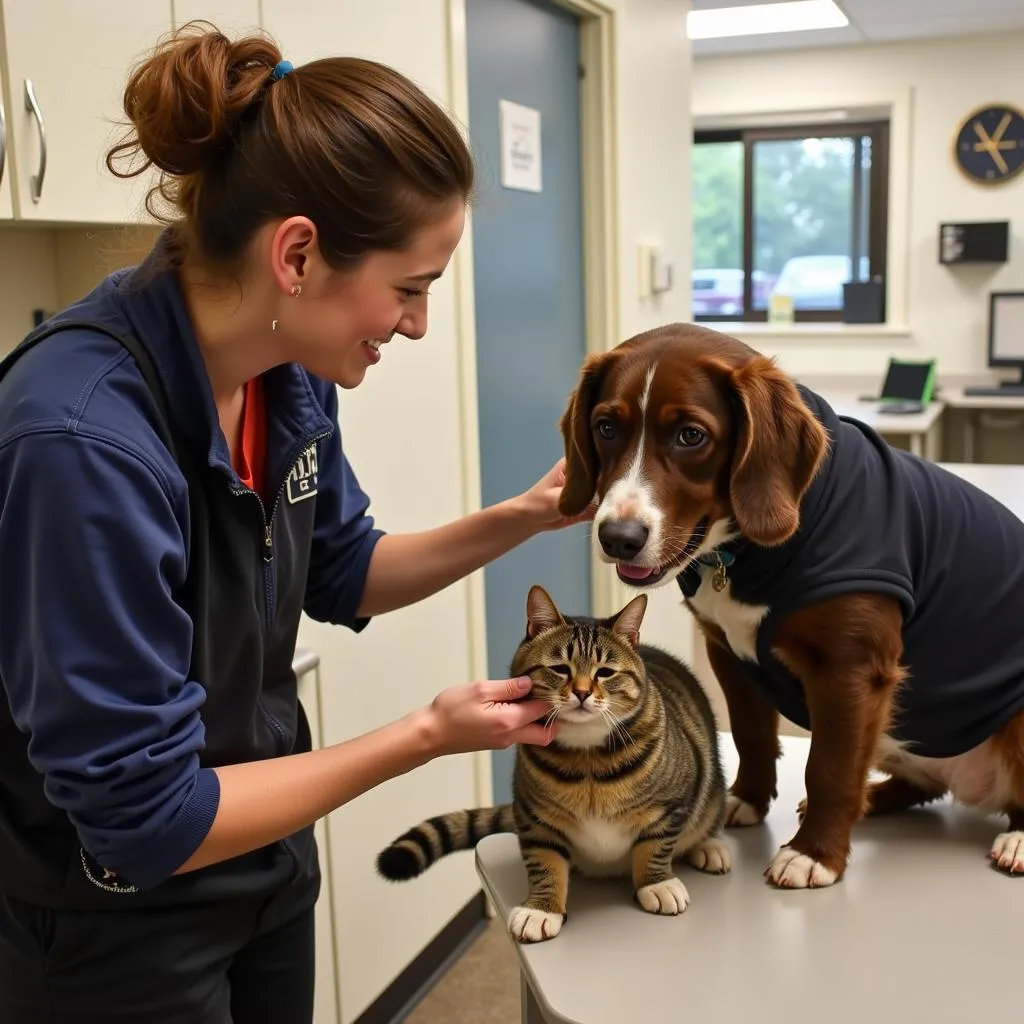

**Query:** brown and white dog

left=557, top=321, right=1024, bottom=889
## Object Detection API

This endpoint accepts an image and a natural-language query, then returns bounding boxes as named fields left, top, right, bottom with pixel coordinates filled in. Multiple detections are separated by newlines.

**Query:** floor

left=405, top=915, right=520, bottom=1024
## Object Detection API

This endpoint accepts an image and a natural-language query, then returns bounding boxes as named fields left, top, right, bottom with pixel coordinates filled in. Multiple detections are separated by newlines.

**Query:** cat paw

left=990, top=831, right=1024, bottom=875
left=636, top=877, right=690, bottom=915
left=724, top=794, right=764, bottom=827
left=508, top=906, right=564, bottom=943
left=765, top=846, right=838, bottom=889
left=685, top=837, right=732, bottom=874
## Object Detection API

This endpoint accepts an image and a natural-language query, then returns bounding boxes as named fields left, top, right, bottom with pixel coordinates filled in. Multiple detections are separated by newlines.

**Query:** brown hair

left=107, top=21, right=475, bottom=272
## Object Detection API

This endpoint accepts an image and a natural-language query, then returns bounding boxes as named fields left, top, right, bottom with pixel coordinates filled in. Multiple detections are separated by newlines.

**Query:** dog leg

left=767, top=595, right=904, bottom=890
left=864, top=776, right=947, bottom=816
left=990, top=711, right=1024, bottom=875
left=991, top=808, right=1024, bottom=875
left=707, top=634, right=780, bottom=827
left=797, top=776, right=946, bottom=821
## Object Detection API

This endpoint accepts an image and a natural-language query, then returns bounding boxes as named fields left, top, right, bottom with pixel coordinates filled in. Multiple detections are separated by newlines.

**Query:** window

left=692, top=121, right=889, bottom=322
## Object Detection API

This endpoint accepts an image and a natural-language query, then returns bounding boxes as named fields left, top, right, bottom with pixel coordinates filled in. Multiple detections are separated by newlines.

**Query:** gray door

left=466, top=0, right=590, bottom=803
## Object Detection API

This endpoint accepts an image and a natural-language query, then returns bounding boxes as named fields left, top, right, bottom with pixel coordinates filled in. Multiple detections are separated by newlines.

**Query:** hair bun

left=110, top=20, right=281, bottom=178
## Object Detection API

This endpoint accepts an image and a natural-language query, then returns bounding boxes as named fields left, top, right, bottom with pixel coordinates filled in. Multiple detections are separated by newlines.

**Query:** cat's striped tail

left=376, top=805, right=515, bottom=881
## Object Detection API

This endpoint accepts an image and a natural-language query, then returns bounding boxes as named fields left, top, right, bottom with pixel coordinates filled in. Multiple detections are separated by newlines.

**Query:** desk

left=822, top=390, right=944, bottom=459
left=476, top=734, right=1019, bottom=1024
left=938, top=461, right=1024, bottom=517
left=938, top=388, right=1024, bottom=463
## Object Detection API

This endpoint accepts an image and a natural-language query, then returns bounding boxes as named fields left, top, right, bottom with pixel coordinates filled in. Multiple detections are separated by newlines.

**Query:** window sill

left=702, top=321, right=912, bottom=342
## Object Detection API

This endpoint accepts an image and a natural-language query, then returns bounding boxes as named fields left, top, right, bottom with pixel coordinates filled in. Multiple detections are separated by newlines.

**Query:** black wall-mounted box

left=939, top=221, right=1009, bottom=264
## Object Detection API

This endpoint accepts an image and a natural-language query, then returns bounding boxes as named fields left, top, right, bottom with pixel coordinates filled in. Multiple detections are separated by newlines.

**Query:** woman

left=0, top=23, right=588, bottom=1023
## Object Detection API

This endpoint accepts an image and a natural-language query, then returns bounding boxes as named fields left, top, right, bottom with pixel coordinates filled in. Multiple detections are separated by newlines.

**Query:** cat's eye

left=594, top=667, right=616, bottom=679
left=550, top=664, right=572, bottom=677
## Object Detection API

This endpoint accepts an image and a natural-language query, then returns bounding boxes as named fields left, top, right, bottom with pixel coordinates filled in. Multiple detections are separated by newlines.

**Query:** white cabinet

left=0, top=0, right=172, bottom=224
left=295, top=649, right=341, bottom=1024
left=0, top=97, right=13, bottom=219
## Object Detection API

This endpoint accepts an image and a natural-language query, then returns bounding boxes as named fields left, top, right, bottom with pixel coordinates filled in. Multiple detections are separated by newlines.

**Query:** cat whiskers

left=542, top=702, right=561, bottom=732
left=599, top=705, right=634, bottom=751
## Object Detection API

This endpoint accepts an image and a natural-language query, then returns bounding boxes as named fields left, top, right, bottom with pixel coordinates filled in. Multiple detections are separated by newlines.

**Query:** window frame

left=693, top=120, right=890, bottom=323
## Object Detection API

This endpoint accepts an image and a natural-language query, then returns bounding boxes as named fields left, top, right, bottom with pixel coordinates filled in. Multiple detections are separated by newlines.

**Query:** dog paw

left=765, top=846, right=838, bottom=889
left=508, top=906, right=564, bottom=943
left=686, top=837, right=732, bottom=874
left=990, top=831, right=1024, bottom=875
left=636, top=877, right=690, bottom=915
left=724, top=794, right=764, bottom=828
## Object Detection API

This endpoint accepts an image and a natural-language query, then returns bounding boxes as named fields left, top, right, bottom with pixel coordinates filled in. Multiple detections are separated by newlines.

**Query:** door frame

left=446, top=0, right=619, bottom=808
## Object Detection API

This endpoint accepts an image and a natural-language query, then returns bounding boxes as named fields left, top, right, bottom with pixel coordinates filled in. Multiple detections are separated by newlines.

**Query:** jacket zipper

left=230, top=429, right=331, bottom=636
left=230, top=429, right=331, bottom=753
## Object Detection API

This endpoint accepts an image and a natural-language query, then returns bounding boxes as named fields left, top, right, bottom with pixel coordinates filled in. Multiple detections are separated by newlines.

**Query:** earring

left=291, top=284, right=302, bottom=298
left=272, top=319, right=279, bottom=332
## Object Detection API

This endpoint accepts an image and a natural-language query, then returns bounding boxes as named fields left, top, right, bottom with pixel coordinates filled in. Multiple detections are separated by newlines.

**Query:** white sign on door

left=499, top=99, right=542, bottom=193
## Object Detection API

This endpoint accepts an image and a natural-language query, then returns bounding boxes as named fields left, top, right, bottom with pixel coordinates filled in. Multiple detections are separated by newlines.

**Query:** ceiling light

left=687, top=1, right=849, bottom=40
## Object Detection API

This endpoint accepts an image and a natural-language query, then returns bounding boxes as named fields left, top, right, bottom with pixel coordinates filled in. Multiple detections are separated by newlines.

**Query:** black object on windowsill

left=842, top=277, right=885, bottom=324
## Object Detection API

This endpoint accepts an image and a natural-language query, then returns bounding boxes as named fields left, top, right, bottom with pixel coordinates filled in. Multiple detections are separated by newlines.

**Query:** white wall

left=691, top=30, right=1024, bottom=381
left=607, top=0, right=700, bottom=671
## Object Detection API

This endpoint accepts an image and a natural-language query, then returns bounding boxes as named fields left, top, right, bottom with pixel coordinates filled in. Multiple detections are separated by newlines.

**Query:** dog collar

left=696, top=548, right=736, bottom=593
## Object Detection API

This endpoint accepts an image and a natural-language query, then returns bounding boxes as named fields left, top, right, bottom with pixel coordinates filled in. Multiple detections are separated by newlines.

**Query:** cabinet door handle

left=24, top=79, right=45, bottom=203
left=0, top=96, right=6, bottom=192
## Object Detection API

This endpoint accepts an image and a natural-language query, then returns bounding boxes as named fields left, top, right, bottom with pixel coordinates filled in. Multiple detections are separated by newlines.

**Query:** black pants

left=0, top=887, right=316, bottom=1023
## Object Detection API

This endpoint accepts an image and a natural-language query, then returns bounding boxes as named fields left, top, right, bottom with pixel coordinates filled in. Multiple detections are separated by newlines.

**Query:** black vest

left=0, top=320, right=320, bottom=909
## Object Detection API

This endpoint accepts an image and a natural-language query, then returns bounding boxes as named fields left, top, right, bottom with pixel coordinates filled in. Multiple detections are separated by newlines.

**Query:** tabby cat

left=376, top=585, right=730, bottom=943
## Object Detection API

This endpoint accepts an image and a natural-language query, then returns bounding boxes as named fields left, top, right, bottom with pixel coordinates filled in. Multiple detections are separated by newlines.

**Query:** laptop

left=872, top=358, right=936, bottom=414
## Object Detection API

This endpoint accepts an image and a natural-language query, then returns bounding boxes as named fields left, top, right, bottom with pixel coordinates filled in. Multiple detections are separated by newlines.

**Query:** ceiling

left=690, top=0, right=1024, bottom=57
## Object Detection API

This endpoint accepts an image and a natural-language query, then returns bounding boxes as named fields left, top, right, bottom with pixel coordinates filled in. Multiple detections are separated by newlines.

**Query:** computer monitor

left=963, top=292, right=1024, bottom=397
left=988, top=291, right=1024, bottom=387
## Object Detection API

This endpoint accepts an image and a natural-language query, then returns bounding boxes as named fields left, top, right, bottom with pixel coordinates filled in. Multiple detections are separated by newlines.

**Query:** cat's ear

left=526, top=586, right=563, bottom=638
left=609, top=594, right=647, bottom=648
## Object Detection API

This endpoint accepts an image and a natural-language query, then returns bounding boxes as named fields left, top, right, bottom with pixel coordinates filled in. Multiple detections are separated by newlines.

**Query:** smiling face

left=556, top=323, right=829, bottom=590
left=265, top=201, right=467, bottom=388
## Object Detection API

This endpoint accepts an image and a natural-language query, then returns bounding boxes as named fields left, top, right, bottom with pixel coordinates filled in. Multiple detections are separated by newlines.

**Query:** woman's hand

left=515, top=457, right=597, bottom=533
left=421, top=677, right=558, bottom=757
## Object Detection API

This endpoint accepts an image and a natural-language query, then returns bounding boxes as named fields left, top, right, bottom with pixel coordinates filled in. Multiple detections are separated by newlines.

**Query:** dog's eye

left=595, top=418, right=617, bottom=441
left=549, top=664, right=572, bottom=677
left=594, top=667, right=616, bottom=679
left=676, top=426, right=707, bottom=448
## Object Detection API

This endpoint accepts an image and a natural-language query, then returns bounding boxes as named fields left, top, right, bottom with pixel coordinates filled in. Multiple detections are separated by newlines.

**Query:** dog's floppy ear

left=558, top=350, right=618, bottom=516
left=725, top=356, right=829, bottom=547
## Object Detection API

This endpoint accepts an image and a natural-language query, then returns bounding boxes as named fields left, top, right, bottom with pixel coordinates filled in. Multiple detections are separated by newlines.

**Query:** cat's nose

left=572, top=689, right=590, bottom=707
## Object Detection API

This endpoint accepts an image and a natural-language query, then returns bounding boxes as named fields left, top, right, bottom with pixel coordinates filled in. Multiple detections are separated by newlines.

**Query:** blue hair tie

left=270, top=59, right=293, bottom=82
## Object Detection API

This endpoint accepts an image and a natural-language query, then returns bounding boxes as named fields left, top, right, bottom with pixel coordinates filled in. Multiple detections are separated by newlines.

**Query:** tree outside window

left=692, top=121, right=889, bottom=322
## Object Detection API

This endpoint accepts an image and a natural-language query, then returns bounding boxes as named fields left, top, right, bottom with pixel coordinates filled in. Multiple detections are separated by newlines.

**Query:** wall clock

left=953, top=103, right=1024, bottom=185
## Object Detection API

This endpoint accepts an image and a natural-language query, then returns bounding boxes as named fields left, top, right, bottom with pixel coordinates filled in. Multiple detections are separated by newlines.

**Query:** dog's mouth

left=614, top=517, right=709, bottom=588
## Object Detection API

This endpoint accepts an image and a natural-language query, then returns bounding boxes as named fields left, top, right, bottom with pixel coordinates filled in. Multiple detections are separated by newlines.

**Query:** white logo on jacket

left=287, top=445, right=319, bottom=504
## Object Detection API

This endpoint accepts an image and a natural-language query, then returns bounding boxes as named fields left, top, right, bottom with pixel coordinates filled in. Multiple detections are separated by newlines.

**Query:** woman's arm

left=357, top=459, right=593, bottom=618
left=175, top=677, right=554, bottom=874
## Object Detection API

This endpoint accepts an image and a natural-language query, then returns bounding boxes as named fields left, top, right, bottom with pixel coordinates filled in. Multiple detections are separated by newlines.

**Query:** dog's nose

left=598, top=520, right=649, bottom=560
